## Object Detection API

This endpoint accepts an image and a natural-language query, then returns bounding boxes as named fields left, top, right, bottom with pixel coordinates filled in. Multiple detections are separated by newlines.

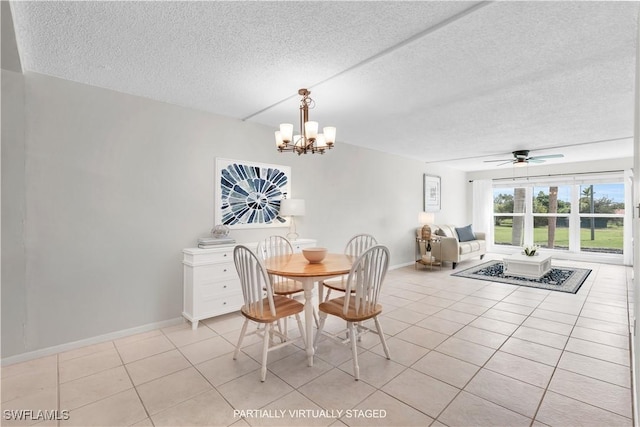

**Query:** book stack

left=198, top=237, right=236, bottom=248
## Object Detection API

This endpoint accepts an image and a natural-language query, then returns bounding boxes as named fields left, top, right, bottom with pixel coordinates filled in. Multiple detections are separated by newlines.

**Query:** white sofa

left=417, top=224, right=486, bottom=269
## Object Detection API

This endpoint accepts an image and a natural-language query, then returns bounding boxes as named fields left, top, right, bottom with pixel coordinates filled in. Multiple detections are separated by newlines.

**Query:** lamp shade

left=280, top=199, right=305, bottom=216
left=419, top=212, right=434, bottom=225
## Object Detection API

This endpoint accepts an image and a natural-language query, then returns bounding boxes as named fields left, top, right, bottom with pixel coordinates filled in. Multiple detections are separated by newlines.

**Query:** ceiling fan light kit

left=275, top=88, right=336, bottom=155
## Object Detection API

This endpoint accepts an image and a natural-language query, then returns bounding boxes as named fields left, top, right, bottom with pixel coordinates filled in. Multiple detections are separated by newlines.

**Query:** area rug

left=452, top=260, right=591, bottom=294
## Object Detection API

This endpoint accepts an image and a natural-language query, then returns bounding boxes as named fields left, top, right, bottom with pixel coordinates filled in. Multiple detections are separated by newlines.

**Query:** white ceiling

left=8, top=1, right=639, bottom=171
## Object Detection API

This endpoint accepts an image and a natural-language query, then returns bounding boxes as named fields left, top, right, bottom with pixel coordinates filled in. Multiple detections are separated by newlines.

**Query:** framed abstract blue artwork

left=215, top=158, right=291, bottom=228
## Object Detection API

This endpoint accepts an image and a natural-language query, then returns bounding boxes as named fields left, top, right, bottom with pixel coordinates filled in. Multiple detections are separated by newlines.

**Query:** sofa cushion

left=436, top=225, right=457, bottom=238
left=455, top=225, right=476, bottom=242
left=459, top=240, right=482, bottom=255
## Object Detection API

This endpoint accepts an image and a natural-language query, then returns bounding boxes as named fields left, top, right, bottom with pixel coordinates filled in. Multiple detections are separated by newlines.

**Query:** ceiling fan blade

left=496, top=160, right=515, bottom=166
left=527, top=159, right=545, bottom=163
left=528, top=154, right=564, bottom=160
left=484, top=158, right=513, bottom=163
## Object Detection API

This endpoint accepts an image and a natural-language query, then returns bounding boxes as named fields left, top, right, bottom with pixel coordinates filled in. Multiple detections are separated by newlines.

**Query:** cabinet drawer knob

left=223, top=302, right=227, bottom=305
left=223, top=254, right=227, bottom=257
left=223, top=269, right=227, bottom=272
left=223, top=285, right=227, bottom=289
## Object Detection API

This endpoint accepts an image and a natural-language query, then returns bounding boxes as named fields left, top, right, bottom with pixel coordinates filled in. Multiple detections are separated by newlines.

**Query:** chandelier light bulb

left=316, top=134, right=327, bottom=150
left=304, top=121, right=318, bottom=140
left=323, top=127, right=336, bottom=145
left=274, top=131, right=284, bottom=147
left=279, top=123, right=293, bottom=143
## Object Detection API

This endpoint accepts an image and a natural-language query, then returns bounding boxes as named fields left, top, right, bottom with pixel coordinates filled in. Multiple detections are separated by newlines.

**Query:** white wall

left=2, top=69, right=27, bottom=357
left=1, top=72, right=468, bottom=358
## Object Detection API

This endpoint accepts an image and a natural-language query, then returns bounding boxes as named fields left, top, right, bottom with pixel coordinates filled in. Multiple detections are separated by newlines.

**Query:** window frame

left=491, top=176, right=625, bottom=258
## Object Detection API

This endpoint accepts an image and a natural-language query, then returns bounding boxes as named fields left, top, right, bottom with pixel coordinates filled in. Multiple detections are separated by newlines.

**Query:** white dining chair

left=256, top=236, right=304, bottom=296
left=321, top=234, right=378, bottom=302
left=232, top=245, right=306, bottom=382
left=256, top=235, right=319, bottom=334
left=314, top=244, right=391, bottom=380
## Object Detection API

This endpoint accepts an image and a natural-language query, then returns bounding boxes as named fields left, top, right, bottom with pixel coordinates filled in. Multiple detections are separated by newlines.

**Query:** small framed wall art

left=423, top=174, right=441, bottom=212
left=215, top=158, right=291, bottom=228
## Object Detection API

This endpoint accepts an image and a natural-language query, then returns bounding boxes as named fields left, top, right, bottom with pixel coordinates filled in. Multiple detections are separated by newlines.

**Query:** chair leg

left=348, top=322, right=359, bottom=380
left=233, top=318, right=249, bottom=360
left=374, top=316, right=390, bottom=360
left=314, top=312, right=328, bottom=349
left=324, top=288, right=332, bottom=302
left=295, top=313, right=306, bottom=347
left=260, top=323, right=271, bottom=382
left=282, top=316, right=289, bottom=341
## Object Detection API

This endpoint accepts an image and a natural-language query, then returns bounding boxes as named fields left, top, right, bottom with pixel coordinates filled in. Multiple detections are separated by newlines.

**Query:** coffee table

left=503, top=253, right=552, bottom=279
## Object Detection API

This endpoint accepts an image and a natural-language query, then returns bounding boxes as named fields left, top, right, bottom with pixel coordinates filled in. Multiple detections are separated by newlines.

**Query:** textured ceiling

left=8, top=1, right=639, bottom=171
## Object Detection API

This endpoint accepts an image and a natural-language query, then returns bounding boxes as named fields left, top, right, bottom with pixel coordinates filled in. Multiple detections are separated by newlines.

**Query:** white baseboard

left=631, top=318, right=638, bottom=427
left=389, top=261, right=414, bottom=270
left=1, top=317, right=184, bottom=366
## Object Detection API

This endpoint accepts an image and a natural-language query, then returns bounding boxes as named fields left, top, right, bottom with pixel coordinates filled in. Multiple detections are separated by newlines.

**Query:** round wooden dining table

left=264, top=253, right=352, bottom=367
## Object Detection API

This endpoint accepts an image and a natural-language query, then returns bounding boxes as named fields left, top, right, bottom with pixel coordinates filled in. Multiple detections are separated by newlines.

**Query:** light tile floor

left=1, top=254, right=634, bottom=426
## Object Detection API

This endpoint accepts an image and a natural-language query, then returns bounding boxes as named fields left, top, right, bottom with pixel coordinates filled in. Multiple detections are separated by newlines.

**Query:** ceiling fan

left=484, top=150, right=565, bottom=166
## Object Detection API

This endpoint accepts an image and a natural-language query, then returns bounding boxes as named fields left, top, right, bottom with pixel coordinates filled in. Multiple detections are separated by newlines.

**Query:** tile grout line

left=112, top=337, right=153, bottom=426
left=529, top=264, right=634, bottom=423
left=527, top=266, right=592, bottom=426
left=430, top=280, right=550, bottom=424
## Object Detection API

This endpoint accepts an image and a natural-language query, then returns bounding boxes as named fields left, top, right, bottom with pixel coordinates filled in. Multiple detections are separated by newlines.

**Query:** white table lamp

left=419, top=212, right=435, bottom=225
left=280, top=199, right=305, bottom=240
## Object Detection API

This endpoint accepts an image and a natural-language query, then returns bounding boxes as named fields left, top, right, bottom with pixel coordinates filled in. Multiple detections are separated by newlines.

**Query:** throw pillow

left=456, top=224, right=476, bottom=242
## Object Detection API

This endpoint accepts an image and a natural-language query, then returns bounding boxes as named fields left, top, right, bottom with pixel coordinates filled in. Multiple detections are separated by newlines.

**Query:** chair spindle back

left=344, top=245, right=389, bottom=317
left=344, top=234, right=378, bottom=258
left=233, top=245, right=275, bottom=318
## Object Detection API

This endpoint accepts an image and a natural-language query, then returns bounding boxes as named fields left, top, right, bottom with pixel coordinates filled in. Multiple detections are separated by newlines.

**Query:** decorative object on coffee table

left=523, top=244, right=539, bottom=256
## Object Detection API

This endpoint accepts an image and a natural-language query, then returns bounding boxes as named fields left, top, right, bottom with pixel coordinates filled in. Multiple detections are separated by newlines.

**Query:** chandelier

left=275, top=88, right=336, bottom=155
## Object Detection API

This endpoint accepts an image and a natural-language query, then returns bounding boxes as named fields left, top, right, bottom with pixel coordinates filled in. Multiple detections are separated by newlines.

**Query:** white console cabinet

left=182, top=238, right=317, bottom=329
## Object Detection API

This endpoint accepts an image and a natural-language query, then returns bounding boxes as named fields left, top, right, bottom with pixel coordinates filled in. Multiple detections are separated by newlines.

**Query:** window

left=578, top=184, right=624, bottom=254
left=493, top=187, right=526, bottom=247
left=532, top=186, right=571, bottom=251
left=492, top=179, right=625, bottom=256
